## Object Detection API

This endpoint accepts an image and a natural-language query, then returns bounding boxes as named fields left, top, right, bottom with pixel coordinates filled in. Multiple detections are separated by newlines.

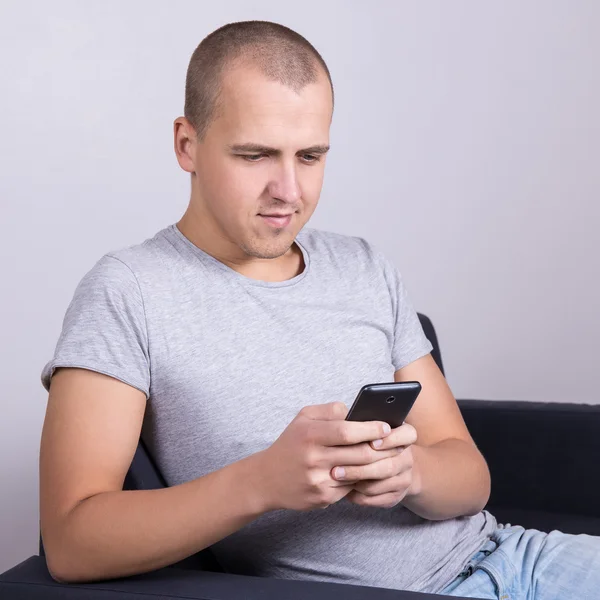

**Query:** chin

left=242, top=237, right=293, bottom=260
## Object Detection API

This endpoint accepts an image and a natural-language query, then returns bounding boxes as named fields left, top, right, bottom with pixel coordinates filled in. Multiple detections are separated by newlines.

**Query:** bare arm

left=41, top=368, right=393, bottom=583
left=399, top=354, right=491, bottom=520
left=40, top=368, right=268, bottom=583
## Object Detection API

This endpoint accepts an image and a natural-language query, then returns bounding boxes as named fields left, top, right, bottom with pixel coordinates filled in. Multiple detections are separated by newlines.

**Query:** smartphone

left=345, top=381, right=422, bottom=429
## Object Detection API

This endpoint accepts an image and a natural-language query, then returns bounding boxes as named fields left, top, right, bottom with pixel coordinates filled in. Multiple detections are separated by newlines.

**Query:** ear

left=173, top=117, right=197, bottom=174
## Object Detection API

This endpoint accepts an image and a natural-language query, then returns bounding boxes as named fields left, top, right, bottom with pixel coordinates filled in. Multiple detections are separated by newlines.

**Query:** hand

left=255, top=402, right=396, bottom=512
left=334, top=423, right=419, bottom=508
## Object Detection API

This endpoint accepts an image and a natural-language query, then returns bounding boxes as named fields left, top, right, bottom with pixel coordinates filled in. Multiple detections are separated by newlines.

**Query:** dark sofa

left=2, top=314, right=599, bottom=599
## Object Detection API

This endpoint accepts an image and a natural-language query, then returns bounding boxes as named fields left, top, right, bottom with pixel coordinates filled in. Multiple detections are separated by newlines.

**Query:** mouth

left=258, top=212, right=295, bottom=228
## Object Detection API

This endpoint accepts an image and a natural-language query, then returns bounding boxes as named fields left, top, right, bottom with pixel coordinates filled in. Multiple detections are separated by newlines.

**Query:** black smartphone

left=345, top=381, right=422, bottom=429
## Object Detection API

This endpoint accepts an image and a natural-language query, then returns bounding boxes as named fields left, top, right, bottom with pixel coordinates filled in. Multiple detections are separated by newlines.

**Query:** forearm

left=46, top=453, right=267, bottom=583
left=402, top=439, right=491, bottom=520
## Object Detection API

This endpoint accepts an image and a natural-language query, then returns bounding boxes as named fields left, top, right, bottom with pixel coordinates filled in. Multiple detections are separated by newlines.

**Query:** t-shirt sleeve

left=41, top=254, right=150, bottom=398
left=377, top=250, right=434, bottom=371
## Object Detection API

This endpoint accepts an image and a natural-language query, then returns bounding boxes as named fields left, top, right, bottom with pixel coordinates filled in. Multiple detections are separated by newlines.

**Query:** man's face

left=188, top=63, right=333, bottom=260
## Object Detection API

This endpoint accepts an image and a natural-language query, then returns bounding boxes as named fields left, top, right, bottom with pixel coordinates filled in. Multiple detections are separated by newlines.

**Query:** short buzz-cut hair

left=184, top=20, right=334, bottom=140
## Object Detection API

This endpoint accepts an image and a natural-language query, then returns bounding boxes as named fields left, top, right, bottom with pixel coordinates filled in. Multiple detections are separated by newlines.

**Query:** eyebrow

left=227, top=143, right=331, bottom=155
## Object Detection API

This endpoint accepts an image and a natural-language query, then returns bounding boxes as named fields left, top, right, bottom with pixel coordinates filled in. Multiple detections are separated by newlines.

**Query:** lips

left=259, top=213, right=294, bottom=228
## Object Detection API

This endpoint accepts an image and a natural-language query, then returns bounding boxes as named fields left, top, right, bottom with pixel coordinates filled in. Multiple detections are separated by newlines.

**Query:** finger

left=346, top=489, right=404, bottom=509
left=317, top=483, right=355, bottom=506
left=370, top=423, right=417, bottom=451
left=311, top=419, right=392, bottom=448
left=300, top=402, right=348, bottom=421
left=332, top=451, right=411, bottom=482
left=327, top=442, right=398, bottom=467
left=352, top=472, right=412, bottom=496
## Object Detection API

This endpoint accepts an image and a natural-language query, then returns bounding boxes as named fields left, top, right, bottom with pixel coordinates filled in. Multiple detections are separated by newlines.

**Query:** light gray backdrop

left=1, top=0, right=598, bottom=573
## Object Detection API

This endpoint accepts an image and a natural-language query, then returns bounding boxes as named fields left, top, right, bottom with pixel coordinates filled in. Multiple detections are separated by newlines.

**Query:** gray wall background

left=1, top=0, right=598, bottom=573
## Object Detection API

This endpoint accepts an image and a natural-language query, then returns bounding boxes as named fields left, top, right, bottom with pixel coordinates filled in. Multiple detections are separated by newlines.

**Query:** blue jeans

left=439, top=524, right=600, bottom=599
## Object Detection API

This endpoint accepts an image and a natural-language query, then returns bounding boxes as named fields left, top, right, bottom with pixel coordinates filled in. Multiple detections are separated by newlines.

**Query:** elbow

left=468, top=461, right=492, bottom=516
left=45, top=547, right=83, bottom=584
left=41, top=501, right=104, bottom=584
left=453, top=448, right=492, bottom=518
left=47, top=564, right=69, bottom=585
left=42, top=525, right=72, bottom=583
left=42, top=527, right=70, bottom=583
left=46, top=552, right=99, bottom=584
left=481, top=459, right=492, bottom=508
left=43, top=535, right=97, bottom=584
left=45, top=551, right=75, bottom=584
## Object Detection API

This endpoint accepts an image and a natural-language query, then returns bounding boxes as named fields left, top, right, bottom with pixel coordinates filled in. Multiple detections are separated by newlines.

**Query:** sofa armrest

left=0, top=556, right=478, bottom=600
left=458, top=399, right=600, bottom=517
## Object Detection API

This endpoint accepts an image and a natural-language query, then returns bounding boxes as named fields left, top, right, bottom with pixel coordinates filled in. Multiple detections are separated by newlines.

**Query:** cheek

left=228, top=165, right=265, bottom=204
left=300, top=167, right=325, bottom=207
left=203, top=159, right=263, bottom=216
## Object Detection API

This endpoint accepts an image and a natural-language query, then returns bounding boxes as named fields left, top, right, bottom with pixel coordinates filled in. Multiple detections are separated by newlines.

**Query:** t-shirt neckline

left=165, top=223, right=311, bottom=289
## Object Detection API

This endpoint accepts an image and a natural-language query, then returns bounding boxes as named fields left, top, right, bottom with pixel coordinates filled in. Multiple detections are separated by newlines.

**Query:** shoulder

left=298, top=228, right=411, bottom=301
left=74, top=226, right=171, bottom=300
left=104, top=226, right=171, bottom=276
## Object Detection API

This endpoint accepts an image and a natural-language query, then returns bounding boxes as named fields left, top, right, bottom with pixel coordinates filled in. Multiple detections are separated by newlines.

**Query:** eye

left=242, top=154, right=265, bottom=162
left=301, top=154, right=321, bottom=163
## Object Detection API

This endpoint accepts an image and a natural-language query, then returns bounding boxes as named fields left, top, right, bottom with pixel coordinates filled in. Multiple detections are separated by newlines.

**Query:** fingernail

left=382, top=423, right=391, bottom=435
left=372, top=439, right=383, bottom=449
left=335, top=467, right=346, bottom=480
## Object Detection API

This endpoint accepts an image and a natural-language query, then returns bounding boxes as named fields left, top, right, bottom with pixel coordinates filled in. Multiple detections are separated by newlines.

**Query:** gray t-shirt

left=41, top=223, right=497, bottom=593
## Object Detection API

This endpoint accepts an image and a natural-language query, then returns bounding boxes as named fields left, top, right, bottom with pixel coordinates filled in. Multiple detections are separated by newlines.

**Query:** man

left=39, top=20, right=600, bottom=598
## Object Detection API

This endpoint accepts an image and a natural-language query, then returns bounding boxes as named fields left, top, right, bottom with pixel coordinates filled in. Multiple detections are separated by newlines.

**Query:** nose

left=267, top=161, right=301, bottom=204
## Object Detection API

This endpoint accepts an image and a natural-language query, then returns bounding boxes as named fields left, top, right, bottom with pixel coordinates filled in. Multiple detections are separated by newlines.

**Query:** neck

left=176, top=207, right=304, bottom=283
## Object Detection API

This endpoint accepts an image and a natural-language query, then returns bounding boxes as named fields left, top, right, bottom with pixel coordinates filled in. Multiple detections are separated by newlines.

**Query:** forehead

left=210, top=64, right=333, bottom=145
